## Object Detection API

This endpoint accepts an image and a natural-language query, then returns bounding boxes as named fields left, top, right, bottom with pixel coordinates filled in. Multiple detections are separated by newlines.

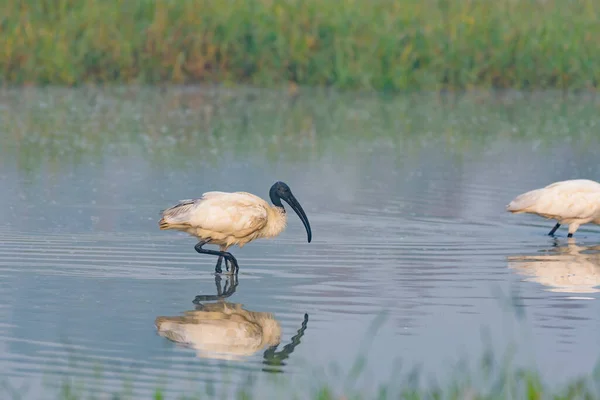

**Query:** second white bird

left=507, top=179, right=600, bottom=237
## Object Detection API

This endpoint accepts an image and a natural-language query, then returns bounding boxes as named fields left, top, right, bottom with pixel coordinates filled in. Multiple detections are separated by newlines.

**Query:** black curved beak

left=282, top=193, right=312, bottom=243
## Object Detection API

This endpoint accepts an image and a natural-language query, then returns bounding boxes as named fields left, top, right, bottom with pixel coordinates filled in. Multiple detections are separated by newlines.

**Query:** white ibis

left=507, top=179, right=600, bottom=237
left=158, top=181, right=312, bottom=274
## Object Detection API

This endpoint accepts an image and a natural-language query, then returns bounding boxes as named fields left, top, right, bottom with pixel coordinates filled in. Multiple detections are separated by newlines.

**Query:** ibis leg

left=215, top=256, right=231, bottom=273
left=224, top=253, right=239, bottom=274
left=568, top=233, right=573, bottom=238
left=193, top=274, right=239, bottom=304
left=548, top=222, right=561, bottom=236
left=215, top=256, right=223, bottom=274
left=194, top=241, right=240, bottom=274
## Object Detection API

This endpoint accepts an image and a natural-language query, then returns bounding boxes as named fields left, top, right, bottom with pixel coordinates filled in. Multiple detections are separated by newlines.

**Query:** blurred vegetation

left=1, top=0, right=599, bottom=90
left=4, top=360, right=600, bottom=399
left=2, top=87, right=600, bottom=176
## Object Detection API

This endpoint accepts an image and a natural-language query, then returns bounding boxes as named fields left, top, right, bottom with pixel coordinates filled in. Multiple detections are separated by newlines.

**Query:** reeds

left=1, top=0, right=599, bottom=90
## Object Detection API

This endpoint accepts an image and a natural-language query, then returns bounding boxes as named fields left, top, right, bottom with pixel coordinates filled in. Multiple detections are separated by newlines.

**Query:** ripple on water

left=0, top=231, right=220, bottom=280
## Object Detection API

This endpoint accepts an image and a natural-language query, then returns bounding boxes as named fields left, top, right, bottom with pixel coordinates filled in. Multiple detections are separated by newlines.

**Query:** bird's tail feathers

left=158, top=217, right=171, bottom=230
left=506, top=189, right=543, bottom=213
left=158, top=217, right=191, bottom=230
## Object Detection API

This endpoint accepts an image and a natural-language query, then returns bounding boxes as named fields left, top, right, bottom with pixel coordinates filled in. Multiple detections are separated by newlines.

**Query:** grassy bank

left=1, top=0, right=599, bottom=90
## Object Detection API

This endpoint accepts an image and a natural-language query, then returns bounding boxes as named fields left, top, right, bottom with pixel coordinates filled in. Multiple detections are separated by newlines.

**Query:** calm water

left=2, top=87, right=600, bottom=398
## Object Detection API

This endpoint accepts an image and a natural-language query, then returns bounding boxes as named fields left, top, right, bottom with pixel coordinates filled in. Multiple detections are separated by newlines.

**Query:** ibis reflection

left=155, top=275, right=308, bottom=371
left=508, top=240, right=600, bottom=294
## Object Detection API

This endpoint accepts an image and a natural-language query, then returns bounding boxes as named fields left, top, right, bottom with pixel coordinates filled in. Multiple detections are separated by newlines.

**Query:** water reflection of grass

left=2, top=0, right=600, bottom=90
left=3, top=88, right=600, bottom=174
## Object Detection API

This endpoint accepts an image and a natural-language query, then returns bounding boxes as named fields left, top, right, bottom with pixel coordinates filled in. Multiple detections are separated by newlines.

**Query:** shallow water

left=2, top=87, right=600, bottom=398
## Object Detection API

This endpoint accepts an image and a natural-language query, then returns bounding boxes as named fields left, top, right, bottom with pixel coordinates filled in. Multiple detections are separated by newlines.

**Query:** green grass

left=1, top=0, right=599, bottom=90
left=4, top=361, right=600, bottom=400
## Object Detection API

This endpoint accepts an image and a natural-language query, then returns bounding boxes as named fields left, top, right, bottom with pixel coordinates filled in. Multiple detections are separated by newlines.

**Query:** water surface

left=2, top=87, right=600, bottom=398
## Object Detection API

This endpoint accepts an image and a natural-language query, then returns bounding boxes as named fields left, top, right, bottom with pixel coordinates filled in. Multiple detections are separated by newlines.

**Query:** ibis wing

left=544, top=179, right=600, bottom=193
left=160, top=192, right=249, bottom=225
left=160, top=199, right=198, bottom=221
left=528, top=189, right=600, bottom=220
left=187, top=193, right=269, bottom=237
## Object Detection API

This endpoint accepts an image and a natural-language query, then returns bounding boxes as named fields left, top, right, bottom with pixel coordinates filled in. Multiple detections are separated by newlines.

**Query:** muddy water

left=2, top=87, right=600, bottom=398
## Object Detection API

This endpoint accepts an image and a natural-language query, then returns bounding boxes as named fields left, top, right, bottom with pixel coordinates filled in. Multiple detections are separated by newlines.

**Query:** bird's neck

left=263, top=206, right=288, bottom=237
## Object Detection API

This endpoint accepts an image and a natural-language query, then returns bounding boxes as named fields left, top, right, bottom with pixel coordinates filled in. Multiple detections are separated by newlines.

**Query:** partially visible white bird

left=159, top=181, right=312, bottom=274
left=507, top=179, right=600, bottom=237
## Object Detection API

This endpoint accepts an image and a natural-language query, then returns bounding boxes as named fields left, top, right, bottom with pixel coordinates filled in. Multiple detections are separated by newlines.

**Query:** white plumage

left=508, top=242, right=600, bottom=293
left=507, top=179, right=600, bottom=237
left=160, top=192, right=277, bottom=247
left=155, top=302, right=282, bottom=361
left=159, top=181, right=312, bottom=274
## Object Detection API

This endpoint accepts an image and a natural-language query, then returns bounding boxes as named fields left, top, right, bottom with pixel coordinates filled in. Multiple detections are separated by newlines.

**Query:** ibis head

left=269, top=181, right=312, bottom=243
